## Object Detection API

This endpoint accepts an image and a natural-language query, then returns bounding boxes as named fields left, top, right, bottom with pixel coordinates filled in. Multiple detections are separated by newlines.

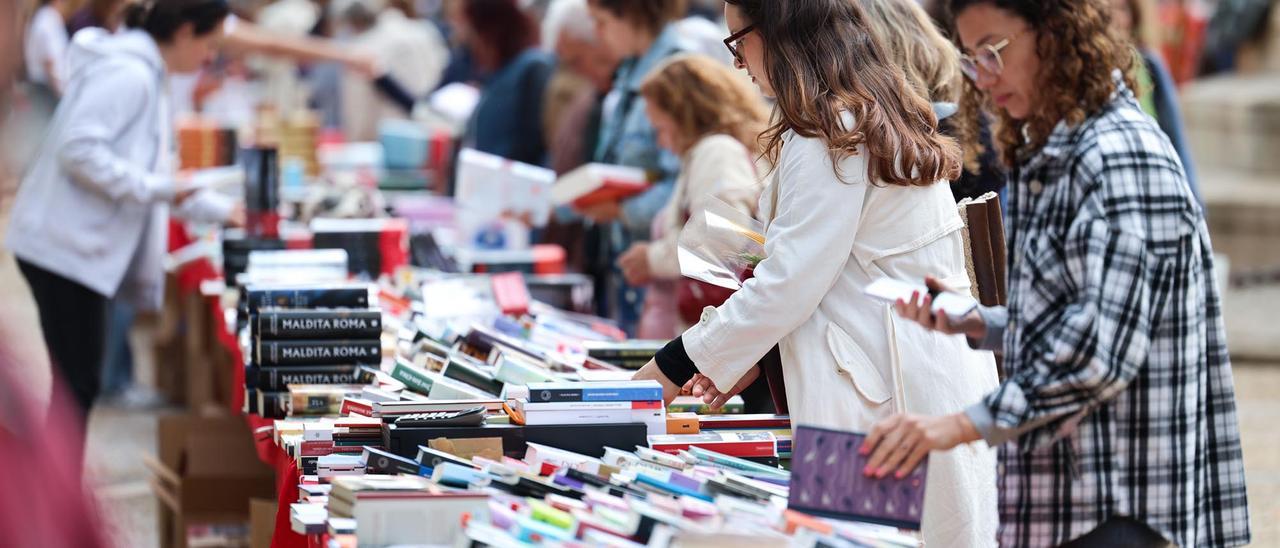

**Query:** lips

left=994, top=94, right=1013, bottom=107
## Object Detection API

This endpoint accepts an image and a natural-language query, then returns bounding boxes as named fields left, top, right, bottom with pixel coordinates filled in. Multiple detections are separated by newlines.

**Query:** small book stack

left=699, top=414, right=794, bottom=460
left=242, top=283, right=383, bottom=418
left=516, top=380, right=667, bottom=435
left=326, top=475, right=488, bottom=546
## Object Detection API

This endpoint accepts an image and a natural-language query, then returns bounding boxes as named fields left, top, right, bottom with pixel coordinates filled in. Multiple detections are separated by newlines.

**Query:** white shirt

left=24, top=5, right=69, bottom=87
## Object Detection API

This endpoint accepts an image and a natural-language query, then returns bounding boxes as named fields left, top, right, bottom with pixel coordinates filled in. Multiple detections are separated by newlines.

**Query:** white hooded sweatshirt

left=6, top=28, right=232, bottom=310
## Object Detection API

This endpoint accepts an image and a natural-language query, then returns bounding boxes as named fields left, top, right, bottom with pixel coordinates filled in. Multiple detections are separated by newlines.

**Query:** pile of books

left=514, top=380, right=667, bottom=435
left=284, top=424, right=922, bottom=547
left=241, top=283, right=383, bottom=418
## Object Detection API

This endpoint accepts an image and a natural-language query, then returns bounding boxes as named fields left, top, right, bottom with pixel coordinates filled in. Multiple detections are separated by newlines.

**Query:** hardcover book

left=256, top=310, right=382, bottom=340
left=787, top=426, right=928, bottom=530
left=256, top=340, right=382, bottom=367
left=250, top=365, right=362, bottom=391
left=244, top=284, right=376, bottom=312
left=526, top=380, right=663, bottom=403
left=647, top=431, right=778, bottom=458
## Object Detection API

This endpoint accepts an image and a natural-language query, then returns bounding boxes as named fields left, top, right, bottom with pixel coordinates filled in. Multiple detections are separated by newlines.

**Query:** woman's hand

left=859, top=412, right=982, bottom=479
left=683, top=367, right=760, bottom=410
left=618, top=243, right=652, bottom=286
left=631, top=359, right=683, bottom=404
left=894, top=276, right=986, bottom=340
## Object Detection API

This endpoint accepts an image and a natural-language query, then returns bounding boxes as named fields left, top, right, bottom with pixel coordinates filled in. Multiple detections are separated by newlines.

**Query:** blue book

left=635, top=472, right=713, bottom=502
left=526, top=380, right=663, bottom=403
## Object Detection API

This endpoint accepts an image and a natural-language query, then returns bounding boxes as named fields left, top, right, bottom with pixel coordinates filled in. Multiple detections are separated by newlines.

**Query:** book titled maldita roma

left=256, top=310, right=382, bottom=340
left=256, top=340, right=382, bottom=367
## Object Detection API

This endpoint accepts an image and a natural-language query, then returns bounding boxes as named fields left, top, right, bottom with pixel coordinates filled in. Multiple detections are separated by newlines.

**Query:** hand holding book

left=859, top=412, right=981, bottom=480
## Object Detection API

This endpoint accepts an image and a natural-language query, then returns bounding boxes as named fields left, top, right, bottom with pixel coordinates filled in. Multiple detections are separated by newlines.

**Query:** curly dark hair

left=726, top=0, right=961, bottom=187
left=947, top=0, right=1137, bottom=168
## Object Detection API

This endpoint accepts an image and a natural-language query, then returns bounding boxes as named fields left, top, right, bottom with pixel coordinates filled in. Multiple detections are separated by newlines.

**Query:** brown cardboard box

left=249, top=498, right=277, bottom=548
left=148, top=414, right=276, bottom=548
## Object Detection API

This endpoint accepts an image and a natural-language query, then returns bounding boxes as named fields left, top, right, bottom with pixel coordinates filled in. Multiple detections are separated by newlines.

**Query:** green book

left=391, top=359, right=434, bottom=396
left=666, top=395, right=745, bottom=415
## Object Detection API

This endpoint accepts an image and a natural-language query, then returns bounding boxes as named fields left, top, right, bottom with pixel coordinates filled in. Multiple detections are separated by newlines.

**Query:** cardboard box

left=148, top=414, right=276, bottom=548
left=249, top=498, right=277, bottom=548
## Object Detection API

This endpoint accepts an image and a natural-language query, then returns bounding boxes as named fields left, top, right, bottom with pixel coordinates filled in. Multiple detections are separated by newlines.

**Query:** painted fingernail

left=877, top=467, right=888, bottom=477
left=895, top=471, right=906, bottom=479
left=863, top=466, right=873, bottom=476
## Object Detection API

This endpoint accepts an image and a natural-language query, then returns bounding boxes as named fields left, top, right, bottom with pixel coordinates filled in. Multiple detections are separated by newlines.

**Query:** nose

left=973, top=69, right=998, bottom=91
left=733, top=55, right=745, bottom=71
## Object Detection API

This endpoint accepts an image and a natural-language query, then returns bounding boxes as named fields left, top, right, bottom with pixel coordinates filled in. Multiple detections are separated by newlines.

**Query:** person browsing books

left=5, top=0, right=242, bottom=427
left=616, top=53, right=769, bottom=339
left=631, top=0, right=1000, bottom=544
left=580, top=0, right=689, bottom=334
left=862, top=1, right=1250, bottom=546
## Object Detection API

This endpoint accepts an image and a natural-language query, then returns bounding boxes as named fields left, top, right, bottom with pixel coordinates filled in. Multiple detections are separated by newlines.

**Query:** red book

left=491, top=272, right=531, bottom=316
left=552, top=163, right=648, bottom=209
left=340, top=398, right=374, bottom=417
left=698, top=414, right=792, bottom=430
left=646, top=432, right=778, bottom=458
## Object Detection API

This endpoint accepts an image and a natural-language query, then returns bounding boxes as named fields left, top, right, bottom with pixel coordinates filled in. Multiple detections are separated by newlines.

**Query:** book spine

left=521, top=410, right=664, bottom=426
left=650, top=441, right=777, bottom=458
left=340, top=398, right=374, bottom=417
left=528, top=387, right=664, bottom=403
left=520, top=400, right=662, bottom=412
left=258, top=391, right=289, bottom=419
left=255, top=365, right=362, bottom=391
left=257, top=310, right=382, bottom=340
left=247, top=287, right=372, bottom=312
left=667, top=402, right=744, bottom=415
left=289, top=392, right=348, bottom=415
left=442, top=360, right=503, bottom=396
left=257, top=340, right=381, bottom=367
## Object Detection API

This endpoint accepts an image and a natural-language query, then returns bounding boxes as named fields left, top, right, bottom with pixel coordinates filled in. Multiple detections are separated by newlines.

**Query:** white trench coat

left=681, top=118, right=1000, bottom=546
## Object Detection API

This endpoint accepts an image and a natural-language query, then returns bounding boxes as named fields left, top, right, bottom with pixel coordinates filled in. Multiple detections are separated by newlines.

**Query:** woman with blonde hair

left=861, top=0, right=1006, bottom=201
left=617, top=53, right=769, bottom=339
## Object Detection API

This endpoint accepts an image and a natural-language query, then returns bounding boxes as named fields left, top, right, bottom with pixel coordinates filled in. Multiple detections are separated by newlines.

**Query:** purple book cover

left=787, top=426, right=928, bottom=530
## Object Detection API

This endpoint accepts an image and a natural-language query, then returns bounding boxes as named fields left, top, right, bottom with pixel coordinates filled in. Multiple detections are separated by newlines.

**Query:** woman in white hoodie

left=6, top=0, right=236, bottom=424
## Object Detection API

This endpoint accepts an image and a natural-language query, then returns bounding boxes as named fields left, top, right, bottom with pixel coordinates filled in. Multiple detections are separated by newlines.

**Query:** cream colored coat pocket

left=826, top=323, right=891, bottom=405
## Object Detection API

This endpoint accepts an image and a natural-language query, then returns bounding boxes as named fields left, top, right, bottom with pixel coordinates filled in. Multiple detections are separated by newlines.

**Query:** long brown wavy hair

left=639, top=53, right=771, bottom=156
left=947, top=0, right=1137, bottom=168
left=725, top=0, right=961, bottom=186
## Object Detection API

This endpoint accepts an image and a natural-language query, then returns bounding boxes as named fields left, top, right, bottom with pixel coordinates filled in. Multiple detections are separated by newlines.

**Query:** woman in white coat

left=632, top=0, right=1000, bottom=544
left=6, top=0, right=237, bottom=426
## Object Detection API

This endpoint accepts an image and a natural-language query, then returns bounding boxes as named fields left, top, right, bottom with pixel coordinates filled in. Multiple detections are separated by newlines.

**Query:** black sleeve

left=654, top=336, right=698, bottom=387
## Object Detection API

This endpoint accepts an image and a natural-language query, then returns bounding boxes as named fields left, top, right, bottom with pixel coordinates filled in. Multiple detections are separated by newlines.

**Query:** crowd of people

left=0, top=0, right=1256, bottom=546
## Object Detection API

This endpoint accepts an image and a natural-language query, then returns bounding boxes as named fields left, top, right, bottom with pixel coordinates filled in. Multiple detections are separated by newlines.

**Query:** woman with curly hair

left=631, top=0, right=1001, bottom=544
left=864, top=1, right=1251, bottom=546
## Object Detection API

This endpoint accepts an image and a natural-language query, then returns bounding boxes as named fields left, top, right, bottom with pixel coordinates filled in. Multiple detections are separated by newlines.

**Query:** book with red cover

left=647, top=432, right=778, bottom=458
left=698, top=414, right=792, bottom=430
left=552, top=163, right=648, bottom=209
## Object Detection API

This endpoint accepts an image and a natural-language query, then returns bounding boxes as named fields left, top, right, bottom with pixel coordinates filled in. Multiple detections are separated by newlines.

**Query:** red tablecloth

left=172, top=220, right=308, bottom=548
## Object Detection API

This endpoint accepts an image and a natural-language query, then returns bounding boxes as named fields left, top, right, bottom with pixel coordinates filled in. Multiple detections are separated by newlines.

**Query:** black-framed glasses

left=723, top=24, right=756, bottom=65
left=959, top=32, right=1020, bottom=81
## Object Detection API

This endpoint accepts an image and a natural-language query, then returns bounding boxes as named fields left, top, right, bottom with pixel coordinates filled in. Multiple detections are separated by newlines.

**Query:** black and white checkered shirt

left=964, top=83, right=1251, bottom=547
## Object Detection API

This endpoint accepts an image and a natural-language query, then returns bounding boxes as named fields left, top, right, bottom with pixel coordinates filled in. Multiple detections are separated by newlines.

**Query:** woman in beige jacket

left=632, top=1, right=1000, bottom=544
left=616, top=53, right=770, bottom=339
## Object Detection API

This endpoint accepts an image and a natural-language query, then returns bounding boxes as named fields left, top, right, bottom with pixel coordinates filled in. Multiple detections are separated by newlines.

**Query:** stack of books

left=516, top=380, right=667, bottom=435
left=325, top=475, right=488, bottom=546
left=699, top=414, right=794, bottom=460
left=241, top=283, right=383, bottom=418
